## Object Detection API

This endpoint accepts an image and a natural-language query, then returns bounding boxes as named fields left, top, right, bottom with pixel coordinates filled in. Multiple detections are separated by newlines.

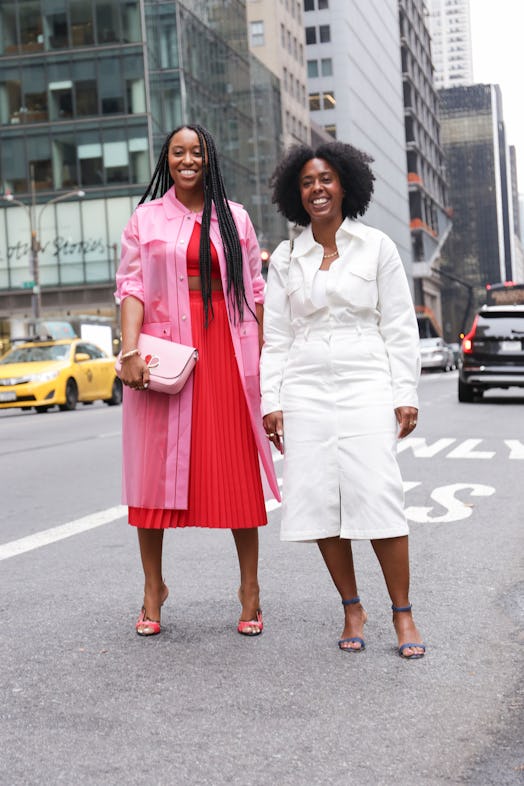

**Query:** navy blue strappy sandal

left=392, top=604, right=426, bottom=659
left=338, top=596, right=366, bottom=653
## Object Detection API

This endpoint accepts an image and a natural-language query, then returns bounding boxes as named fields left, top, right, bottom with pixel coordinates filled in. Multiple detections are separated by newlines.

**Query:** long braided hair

left=139, top=124, right=248, bottom=326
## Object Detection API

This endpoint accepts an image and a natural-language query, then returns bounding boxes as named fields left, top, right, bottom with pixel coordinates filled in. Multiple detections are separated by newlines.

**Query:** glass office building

left=439, top=84, right=516, bottom=338
left=0, top=0, right=284, bottom=327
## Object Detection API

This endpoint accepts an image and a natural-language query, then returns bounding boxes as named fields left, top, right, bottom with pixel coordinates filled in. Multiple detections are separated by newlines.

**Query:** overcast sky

left=469, top=0, right=523, bottom=189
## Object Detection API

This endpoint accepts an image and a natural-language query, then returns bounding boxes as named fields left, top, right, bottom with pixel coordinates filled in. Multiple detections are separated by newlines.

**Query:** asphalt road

left=1, top=372, right=523, bottom=786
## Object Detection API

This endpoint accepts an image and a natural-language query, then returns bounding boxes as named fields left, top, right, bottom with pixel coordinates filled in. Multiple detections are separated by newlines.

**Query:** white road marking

left=446, top=439, right=496, bottom=460
left=0, top=506, right=126, bottom=562
left=505, top=439, right=524, bottom=459
left=405, top=483, right=496, bottom=523
left=398, top=438, right=457, bottom=457
left=0, top=452, right=501, bottom=561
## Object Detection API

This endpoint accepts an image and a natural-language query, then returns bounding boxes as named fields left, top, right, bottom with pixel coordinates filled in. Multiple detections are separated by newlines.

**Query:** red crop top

left=186, top=222, right=221, bottom=279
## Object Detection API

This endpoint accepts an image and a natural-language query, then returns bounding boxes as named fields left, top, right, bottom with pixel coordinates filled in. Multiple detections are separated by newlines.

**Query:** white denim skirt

left=280, top=324, right=409, bottom=541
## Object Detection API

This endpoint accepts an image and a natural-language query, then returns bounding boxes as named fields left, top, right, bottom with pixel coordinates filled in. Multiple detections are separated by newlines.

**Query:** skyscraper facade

left=246, top=0, right=310, bottom=148
left=0, top=0, right=283, bottom=332
left=426, top=0, right=473, bottom=89
left=438, top=84, right=517, bottom=337
left=304, top=0, right=412, bottom=272
left=399, top=0, right=450, bottom=329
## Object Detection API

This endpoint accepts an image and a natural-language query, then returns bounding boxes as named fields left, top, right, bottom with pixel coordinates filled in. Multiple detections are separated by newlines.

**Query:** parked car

left=458, top=305, right=524, bottom=401
left=420, top=337, right=456, bottom=372
left=0, top=338, right=122, bottom=413
left=448, top=342, right=461, bottom=366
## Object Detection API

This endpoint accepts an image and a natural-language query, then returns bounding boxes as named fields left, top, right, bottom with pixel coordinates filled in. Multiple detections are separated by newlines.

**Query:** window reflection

left=20, top=1, right=43, bottom=53
left=45, top=12, right=68, bottom=49
left=1, top=3, right=18, bottom=54
left=53, top=135, right=77, bottom=188
left=96, top=0, right=121, bottom=44
left=76, top=81, right=98, bottom=116
left=71, top=0, right=94, bottom=45
left=0, top=76, right=22, bottom=125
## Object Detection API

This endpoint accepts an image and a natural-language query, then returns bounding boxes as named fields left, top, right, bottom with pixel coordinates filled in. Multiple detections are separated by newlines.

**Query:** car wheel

left=104, top=378, right=123, bottom=406
left=59, top=378, right=78, bottom=411
left=458, top=378, right=475, bottom=402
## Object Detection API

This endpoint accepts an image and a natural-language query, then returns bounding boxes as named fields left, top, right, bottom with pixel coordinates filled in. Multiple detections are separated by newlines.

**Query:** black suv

left=458, top=305, right=524, bottom=401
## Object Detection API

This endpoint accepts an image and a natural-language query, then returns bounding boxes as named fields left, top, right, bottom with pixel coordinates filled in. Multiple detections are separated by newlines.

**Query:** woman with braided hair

left=116, top=125, right=279, bottom=636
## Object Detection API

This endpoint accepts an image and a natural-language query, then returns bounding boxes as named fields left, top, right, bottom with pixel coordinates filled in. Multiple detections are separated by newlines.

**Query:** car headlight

left=0, top=376, right=31, bottom=385
left=29, top=370, right=61, bottom=383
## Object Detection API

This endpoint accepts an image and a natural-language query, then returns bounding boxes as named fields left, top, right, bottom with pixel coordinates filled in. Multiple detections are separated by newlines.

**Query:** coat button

left=179, top=275, right=184, bottom=280
left=181, top=315, right=187, bottom=321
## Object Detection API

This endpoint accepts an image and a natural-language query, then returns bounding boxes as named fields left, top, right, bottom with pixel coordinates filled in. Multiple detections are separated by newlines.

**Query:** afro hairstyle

left=270, top=141, right=375, bottom=226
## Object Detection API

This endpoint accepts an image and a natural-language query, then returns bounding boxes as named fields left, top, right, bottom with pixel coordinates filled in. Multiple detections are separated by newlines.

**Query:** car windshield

left=476, top=315, right=524, bottom=338
left=0, top=344, right=71, bottom=363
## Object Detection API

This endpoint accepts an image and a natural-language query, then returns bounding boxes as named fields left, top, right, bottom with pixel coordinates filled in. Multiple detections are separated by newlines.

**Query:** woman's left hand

left=395, top=406, right=419, bottom=439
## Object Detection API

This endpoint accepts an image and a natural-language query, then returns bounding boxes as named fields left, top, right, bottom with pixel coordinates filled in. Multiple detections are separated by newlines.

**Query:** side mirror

left=75, top=352, right=90, bottom=363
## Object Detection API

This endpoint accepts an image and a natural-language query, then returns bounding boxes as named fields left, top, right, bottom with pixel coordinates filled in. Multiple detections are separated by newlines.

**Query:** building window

left=70, top=1, right=95, bottom=46
left=95, top=0, right=122, bottom=44
left=324, top=124, right=336, bottom=138
left=309, top=92, right=320, bottom=111
left=76, top=80, right=98, bottom=116
left=281, top=23, right=286, bottom=48
left=322, top=90, right=335, bottom=109
left=49, top=82, right=73, bottom=120
left=45, top=9, right=68, bottom=49
left=0, top=74, right=22, bottom=125
left=250, top=20, right=265, bottom=47
left=307, top=59, right=319, bottom=78
left=304, top=0, right=314, bottom=10
left=20, top=1, right=43, bottom=52
left=319, top=25, right=330, bottom=43
left=321, top=57, right=333, bottom=76
left=305, top=26, right=316, bottom=44
left=318, top=0, right=329, bottom=8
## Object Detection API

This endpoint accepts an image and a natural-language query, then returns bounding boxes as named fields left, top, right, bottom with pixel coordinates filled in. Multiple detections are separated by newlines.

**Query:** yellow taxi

left=0, top=338, right=122, bottom=413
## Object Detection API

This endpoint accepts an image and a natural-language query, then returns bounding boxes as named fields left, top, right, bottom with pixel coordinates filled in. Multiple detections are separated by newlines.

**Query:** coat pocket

left=142, top=321, right=172, bottom=339
left=239, top=320, right=260, bottom=377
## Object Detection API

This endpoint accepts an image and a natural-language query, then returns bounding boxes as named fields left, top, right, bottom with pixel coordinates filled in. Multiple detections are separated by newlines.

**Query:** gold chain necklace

left=322, top=248, right=339, bottom=259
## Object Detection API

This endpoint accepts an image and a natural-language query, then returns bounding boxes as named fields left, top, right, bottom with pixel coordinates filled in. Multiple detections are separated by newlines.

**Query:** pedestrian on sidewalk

left=260, top=141, right=425, bottom=658
left=115, top=125, right=279, bottom=637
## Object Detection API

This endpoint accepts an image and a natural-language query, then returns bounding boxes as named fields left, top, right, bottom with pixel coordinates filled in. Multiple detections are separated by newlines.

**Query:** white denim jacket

left=260, top=218, right=421, bottom=415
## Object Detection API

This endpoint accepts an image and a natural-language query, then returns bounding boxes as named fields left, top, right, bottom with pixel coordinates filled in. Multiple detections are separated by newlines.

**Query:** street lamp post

left=1, top=167, right=84, bottom=321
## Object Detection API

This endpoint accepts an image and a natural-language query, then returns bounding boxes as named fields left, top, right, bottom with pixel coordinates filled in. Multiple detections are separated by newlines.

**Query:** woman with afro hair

left=260, top=141, right=425, bottom=659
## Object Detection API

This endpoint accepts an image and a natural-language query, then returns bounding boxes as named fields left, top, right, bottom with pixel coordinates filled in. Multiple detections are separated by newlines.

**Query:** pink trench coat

left=115, top=187, right=280, bottom=510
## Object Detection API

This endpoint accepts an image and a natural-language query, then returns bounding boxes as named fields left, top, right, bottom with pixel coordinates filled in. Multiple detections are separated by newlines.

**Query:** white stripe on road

left=0, top=505, right=127, bottom=562
left=0, top=476, right=285, bottom=562
left=1, top=453, right=285, bottom=562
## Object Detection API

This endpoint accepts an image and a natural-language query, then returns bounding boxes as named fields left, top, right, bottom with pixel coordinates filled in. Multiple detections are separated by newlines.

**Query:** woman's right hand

left=263, top=411, right=284, bottom=454
left=119, top=354, right=150, bottom=391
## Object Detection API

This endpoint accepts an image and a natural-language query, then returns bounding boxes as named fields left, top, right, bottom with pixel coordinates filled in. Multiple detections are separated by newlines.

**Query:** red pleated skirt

left=129, top=289, right=267, bottom=529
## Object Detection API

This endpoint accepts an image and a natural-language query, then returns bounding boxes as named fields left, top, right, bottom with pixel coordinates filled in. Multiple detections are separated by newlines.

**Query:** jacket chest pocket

left=341, top=268, right=378, bottom=309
